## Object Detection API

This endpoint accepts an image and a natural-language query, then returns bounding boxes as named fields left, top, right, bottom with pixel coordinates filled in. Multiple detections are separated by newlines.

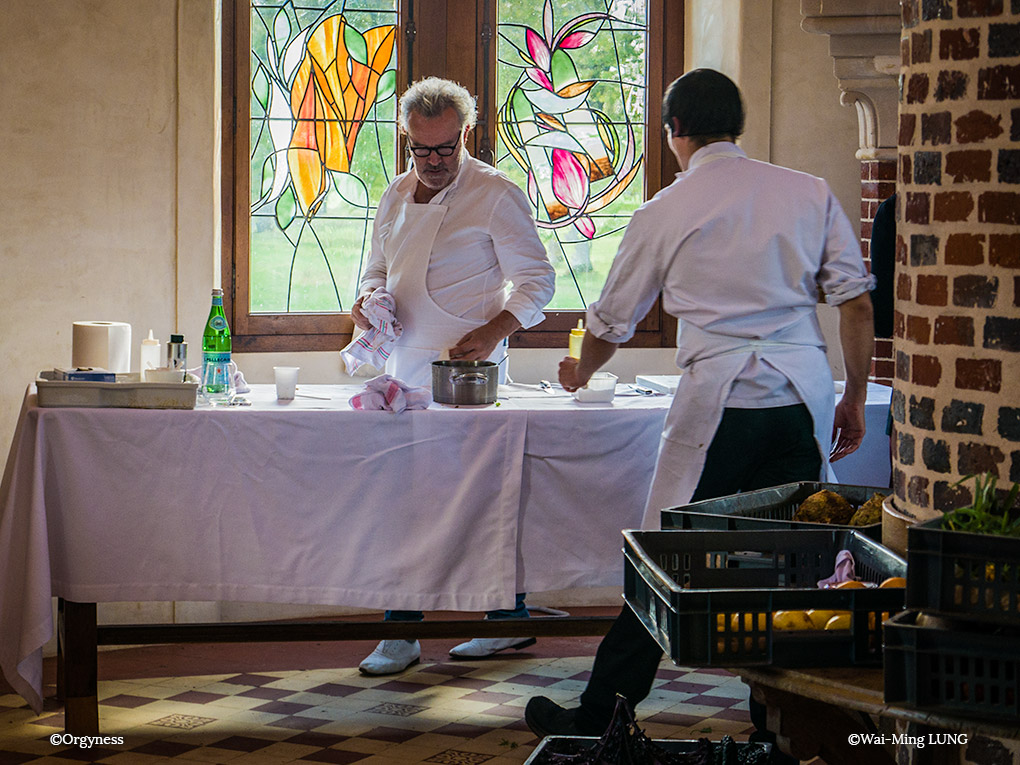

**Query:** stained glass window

left=249, top=0, right=398, bottom=313
left=496, top=0, right=647, bottom=310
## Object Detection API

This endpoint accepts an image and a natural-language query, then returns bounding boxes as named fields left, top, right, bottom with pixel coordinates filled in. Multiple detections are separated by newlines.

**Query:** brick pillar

left=861, top=158, right=898, bottom=384
left=894, top=1, right=1020, bottom=513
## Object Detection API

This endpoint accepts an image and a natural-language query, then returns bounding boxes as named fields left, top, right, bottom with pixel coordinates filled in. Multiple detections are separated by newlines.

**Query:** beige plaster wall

left=2, top=2, right=864, bottom=605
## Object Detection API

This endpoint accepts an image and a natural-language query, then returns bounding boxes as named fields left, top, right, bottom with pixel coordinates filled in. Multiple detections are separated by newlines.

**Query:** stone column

left=894, top=0, right=1020, bottom=514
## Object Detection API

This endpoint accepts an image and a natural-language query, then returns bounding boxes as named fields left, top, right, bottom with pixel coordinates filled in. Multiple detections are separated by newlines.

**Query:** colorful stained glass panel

left=249, top=0, right=398, bottom=313
left=496, top=0, right=647, bottom=310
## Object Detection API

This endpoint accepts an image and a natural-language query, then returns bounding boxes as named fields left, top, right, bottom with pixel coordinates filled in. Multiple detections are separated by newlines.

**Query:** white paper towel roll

left=72, top=321, right=132, bottom=372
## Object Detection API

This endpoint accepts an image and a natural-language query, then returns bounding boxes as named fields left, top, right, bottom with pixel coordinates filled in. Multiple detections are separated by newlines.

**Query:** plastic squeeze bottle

left=568, top=320, right=586, bottom=359
left=140, top=330, right=161, bottom=379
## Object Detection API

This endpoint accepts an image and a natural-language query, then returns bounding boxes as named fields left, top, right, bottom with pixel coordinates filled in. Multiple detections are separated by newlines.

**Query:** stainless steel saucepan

left=431, top=360, right=498, bottom=406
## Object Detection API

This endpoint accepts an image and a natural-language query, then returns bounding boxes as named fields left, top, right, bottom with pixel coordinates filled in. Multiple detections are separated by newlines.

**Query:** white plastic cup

left=274, top=366, right=299, bottom=400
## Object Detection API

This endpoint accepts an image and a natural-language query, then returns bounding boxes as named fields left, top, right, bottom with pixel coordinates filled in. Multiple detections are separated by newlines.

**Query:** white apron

left=382, top=201, right=508, bottom=389
left=639, top=313, right=835, bottom=530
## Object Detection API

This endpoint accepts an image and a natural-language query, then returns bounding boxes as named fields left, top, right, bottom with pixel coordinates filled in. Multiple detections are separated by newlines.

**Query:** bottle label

left=209, top=316, right=228, bottom=331
left=203, top=351, right=231, bottom=363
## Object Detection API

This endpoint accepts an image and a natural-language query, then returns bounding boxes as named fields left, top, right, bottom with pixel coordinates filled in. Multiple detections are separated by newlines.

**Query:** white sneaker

left=359, top=639, right=421, bottom=675
left=449, top=636, right=537, bottom=658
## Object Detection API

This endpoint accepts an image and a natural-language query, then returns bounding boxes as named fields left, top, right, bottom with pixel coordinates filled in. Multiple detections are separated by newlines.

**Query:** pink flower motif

left=526, top=67, right=554, bottom=91
left=559, top=31, right=594, bottom=49
left=574, top=215, right=595, bottom=240
left=526, top=28, right=551, bottom=70
left=551, top=148, right=589, bottom=209
left=526, top=171, right=539, bottom=207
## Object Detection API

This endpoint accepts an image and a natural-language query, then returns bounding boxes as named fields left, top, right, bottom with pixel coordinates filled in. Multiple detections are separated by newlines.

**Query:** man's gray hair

left=398, top=77, right=477, bottom=132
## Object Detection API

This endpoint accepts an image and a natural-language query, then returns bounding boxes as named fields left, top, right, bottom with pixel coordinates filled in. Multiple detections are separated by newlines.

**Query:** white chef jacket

left=587, top=142, right=875, bottom=527
left=361, top=155, right=555, bottom=330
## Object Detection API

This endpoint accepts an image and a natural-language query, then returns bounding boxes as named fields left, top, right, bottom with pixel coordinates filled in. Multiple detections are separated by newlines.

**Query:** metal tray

left=36, top=371, right=197, bottom=409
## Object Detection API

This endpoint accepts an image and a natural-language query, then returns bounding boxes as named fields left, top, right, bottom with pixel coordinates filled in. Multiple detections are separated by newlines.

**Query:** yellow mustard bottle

left=568, top=319, right=586, bottom=359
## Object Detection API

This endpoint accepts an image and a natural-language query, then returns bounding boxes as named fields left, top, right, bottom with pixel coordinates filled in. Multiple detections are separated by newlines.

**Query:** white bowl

left=143, top=368, right=186, bottom=383
left=573, top=372, right=618, bottom=403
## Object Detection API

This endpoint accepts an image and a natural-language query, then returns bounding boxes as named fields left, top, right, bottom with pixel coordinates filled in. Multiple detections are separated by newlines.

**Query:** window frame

left=222, top=0, right=681, bottom=352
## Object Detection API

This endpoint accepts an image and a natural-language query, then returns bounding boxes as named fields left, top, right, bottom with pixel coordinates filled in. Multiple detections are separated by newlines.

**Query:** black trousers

left=576, top=404, right=822, bottom=737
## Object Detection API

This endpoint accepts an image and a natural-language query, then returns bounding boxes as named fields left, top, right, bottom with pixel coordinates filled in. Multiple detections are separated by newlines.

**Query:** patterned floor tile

left=149, top=713, right=218, bottom=730
left=363, top=702, right=427, bottom=717
left=421, top=751, right=493, bottom=764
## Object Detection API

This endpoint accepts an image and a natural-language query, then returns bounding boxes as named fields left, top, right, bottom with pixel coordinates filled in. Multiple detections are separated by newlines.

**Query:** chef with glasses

left=351, top=77, right=556, bottom=675
left=352, top=76, right=555, bottom=390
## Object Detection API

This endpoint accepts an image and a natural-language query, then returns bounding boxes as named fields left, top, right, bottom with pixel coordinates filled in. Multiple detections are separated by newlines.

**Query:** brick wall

left=861, top=158, right=898, bottom=385
left=895, top=0, right=1020, bottom=513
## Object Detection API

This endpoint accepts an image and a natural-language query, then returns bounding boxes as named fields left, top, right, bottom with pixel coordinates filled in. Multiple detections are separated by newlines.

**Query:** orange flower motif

left=288, top=16, right=395, bottom=216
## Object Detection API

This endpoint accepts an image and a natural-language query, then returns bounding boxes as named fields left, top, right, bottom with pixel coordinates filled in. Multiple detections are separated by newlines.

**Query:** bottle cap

left=170, top=334, right=185, bottom=343
left=142, top=329, right=159, bottom=346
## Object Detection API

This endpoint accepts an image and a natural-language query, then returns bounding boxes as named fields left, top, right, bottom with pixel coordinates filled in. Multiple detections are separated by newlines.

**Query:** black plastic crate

left=623, top=528, right=906, bottom=667
left=660, top=482, right=888, bottom=541
left=524, top=736, right=770, bottom=763
left=884, top=610, right=1020, bottom=723
left=906, top=516, right=1020, bottom=626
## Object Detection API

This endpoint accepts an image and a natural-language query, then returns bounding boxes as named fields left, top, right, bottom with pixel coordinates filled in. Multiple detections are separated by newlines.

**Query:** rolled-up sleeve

left=818, top=190, right=876, bottom=306
left=489, top=185, right=556, bottom=328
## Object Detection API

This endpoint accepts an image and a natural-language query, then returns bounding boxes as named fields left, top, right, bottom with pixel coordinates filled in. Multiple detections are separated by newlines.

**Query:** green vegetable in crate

left=941, top=473, right=1020, bottom=538
left=849, top=492, right=885, bottom=526
left=793, top=489, right=854, bottom=524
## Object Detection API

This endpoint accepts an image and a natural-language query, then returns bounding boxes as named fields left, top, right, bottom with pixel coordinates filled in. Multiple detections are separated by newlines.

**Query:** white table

left=0, top=382, right=669, bottom=716
left=0, top=380, right=892, bottom=721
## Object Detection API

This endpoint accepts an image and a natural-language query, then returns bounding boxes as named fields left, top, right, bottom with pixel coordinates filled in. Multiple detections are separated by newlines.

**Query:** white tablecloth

left=0, top=382, right=668, bottom=712
left=0, top=380, right=891, bottom=713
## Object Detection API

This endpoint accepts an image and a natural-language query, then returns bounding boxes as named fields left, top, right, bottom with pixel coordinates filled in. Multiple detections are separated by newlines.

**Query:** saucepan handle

left=451, top=372, right=488, bottom=385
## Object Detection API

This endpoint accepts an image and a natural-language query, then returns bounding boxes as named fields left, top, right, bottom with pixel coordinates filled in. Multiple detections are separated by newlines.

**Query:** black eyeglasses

left=407, top=142, right=459, bottom=158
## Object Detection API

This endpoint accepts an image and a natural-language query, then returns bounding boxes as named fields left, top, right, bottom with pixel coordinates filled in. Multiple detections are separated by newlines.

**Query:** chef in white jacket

left=352, top=78, right=556, bottom=675
left=352, top=78, right=555, bottom=388
left=524, top=69, right=875, bottom=764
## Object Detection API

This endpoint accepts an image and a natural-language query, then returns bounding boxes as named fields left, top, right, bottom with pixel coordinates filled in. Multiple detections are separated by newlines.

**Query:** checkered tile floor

left=0, top=656, right=757, bottom=763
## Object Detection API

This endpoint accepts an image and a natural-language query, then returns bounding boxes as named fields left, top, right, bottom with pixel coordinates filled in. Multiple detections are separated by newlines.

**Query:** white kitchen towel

left=349, top=374, right=431, bottom=413
left=340, top=288, right=402, bottom=374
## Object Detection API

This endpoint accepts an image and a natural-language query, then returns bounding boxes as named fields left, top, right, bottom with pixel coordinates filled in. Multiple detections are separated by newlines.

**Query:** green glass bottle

left=201, top=288, right=232, bottom=400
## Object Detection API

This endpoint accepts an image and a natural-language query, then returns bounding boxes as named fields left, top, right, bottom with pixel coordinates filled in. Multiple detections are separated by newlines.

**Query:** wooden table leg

left=57, top=599, right=99, bottom=734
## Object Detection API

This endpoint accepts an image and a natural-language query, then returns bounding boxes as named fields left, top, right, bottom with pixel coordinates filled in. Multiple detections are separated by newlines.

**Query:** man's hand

left=558, top=332, right=617, bottom=391
left=830, top=396, right=866, bottom=461
left=448, top=310, right=520, bottom=361
left=831, top=292, right=874, bottom=461
left=351, top=295, right=372, bottom=331
left=558, top=356, right=591, bottom=392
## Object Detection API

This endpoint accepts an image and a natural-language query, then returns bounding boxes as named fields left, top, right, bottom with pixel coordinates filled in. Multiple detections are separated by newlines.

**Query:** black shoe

left=525, top=696, right=601, bottom=738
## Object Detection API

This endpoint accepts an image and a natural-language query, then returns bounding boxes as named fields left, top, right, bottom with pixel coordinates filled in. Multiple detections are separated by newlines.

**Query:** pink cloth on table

left=817, top=549, right=856, bottom=588
left=340, top=288, right=402, bottom=374
left=349, top=374, right=431, bottom=413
